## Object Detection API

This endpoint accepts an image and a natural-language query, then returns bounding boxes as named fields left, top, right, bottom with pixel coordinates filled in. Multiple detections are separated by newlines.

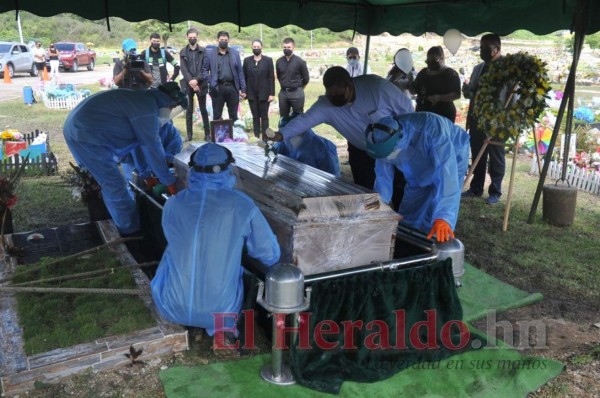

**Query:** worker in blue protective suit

left=272, top=113, right=341, bottom=176
left=63, top=82, right=188, bottom=235
left=151, top=143, right=281, bottom=341
left=120, top=120, right=184, bottom=198
left=365, top=112, right=470, bottom=242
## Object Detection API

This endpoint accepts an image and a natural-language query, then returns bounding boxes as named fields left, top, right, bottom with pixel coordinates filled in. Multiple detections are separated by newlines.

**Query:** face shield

left=187, top=144, right=243, bottom=191
left=365, top=116, right=403, bottom=159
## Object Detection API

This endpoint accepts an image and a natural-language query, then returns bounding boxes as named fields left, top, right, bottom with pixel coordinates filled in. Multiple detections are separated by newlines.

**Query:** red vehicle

left=53, top=42, right=96, bottom=72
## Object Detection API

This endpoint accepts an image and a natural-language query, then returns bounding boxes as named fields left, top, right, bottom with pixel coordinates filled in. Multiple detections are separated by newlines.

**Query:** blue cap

left=122, top=38, right=137, bottom=52
left=365, top=116, right=402, bottom=159
left=189, top=144, right=235, bottom=173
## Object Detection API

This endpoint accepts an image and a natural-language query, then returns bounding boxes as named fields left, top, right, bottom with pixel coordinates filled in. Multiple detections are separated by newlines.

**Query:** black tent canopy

left=2, top=0, right=597, bottom=222
left=2, top=0, right=599, bottom=36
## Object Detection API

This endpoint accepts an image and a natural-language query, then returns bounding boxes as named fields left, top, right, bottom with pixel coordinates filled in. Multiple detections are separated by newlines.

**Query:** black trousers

left=278, top=88, right=305, bottom=117
left=248, top=98, right=270, bottom=138
left=348, top=142, right=406, bottom=210
left=185, top=86, right=210, bottom=141
left=348, top=142, right=375, bottom=190
left=212, top=84, right=239, bottom=121
left=469, top=127, right=506, bottom=196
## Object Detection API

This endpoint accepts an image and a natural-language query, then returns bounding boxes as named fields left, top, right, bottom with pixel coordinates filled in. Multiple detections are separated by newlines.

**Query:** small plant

left=124, top=344, right=145, bottom=366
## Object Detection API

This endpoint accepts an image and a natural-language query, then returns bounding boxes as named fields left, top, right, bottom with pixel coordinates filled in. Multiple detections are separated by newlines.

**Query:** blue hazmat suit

left=151, top=144, right=281, bottom=335
left=120, top=121, right=183, bottom=195
left=273, top=118, right=341, bottom=176
left=64, top=89, right=178, bottom=234
left=373, top=112, right=470, bottom=232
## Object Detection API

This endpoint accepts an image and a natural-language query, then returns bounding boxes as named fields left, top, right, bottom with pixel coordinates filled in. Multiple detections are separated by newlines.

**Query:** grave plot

left=0, top=220, right=187, bottom=396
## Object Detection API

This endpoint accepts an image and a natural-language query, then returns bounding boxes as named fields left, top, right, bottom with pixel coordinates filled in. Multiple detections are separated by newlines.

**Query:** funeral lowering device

left=256, top=264, right=311, bottom=385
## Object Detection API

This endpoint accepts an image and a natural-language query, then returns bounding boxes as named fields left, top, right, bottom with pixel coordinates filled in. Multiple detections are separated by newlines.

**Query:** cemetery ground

left=1, top=78, right=599, bottom=396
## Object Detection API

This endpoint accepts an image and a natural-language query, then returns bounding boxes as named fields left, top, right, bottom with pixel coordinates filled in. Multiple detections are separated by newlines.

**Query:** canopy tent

left=1, top=0, right=599, bottom=36
left=2, top=0, right=597, bottom=224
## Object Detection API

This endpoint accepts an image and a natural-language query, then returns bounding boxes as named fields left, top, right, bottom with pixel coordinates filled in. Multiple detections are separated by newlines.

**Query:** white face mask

left=158, top=106, right=185, bottom=127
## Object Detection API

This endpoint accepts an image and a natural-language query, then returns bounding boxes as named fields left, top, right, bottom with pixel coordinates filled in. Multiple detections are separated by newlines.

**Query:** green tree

left=586, top=32, right=600, bottom=51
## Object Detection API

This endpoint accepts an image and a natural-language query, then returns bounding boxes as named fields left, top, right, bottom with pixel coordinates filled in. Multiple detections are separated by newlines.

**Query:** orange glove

left=427, top=219, right=455, bottom=243
left=167, top=184, right=177, bottom=195
left=145, top=176, right=159, bottom=189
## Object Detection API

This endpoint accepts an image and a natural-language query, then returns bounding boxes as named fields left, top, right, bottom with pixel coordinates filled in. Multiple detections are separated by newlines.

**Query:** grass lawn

left=12, top=248, right=156, bottom=355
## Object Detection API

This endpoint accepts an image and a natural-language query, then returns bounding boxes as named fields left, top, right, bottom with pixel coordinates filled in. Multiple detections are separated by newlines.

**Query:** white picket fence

left=530, top=158, right=600, bottom=195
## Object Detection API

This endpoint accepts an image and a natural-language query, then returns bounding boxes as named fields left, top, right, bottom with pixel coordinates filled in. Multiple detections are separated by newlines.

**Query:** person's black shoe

left=461, top=189, right=482, bottom=198
left=486, top=194, right=500, bottom=204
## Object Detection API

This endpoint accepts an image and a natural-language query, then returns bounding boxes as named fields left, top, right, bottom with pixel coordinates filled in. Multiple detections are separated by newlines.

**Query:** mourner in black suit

left=201, top=31, right=246, bottom=121
left=243, top=40, right=275, bottom=139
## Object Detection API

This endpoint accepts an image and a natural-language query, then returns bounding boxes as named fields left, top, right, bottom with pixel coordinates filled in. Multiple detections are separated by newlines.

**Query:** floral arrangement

left=1, top=129, right=24, bottom=142
left=554, top=91, right=564, bottom=101
left=573, top=106, right=595, bottom=124
left=474, top=52, right=551, bottom=139
left=98, top=77, right=115, bottom=89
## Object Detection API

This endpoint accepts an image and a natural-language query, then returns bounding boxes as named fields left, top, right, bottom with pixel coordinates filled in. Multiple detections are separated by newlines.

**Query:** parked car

left=0, top=41, right=38, bottom=78
left=52, top=42, right=96, bottom=72
left=165, top=46, right=179, bottom=55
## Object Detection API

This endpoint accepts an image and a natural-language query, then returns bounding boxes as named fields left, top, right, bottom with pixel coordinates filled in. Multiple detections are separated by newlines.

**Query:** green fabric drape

left=3, top=0, right=600, bottom=36
left=288, top=259, right=473, bottom=394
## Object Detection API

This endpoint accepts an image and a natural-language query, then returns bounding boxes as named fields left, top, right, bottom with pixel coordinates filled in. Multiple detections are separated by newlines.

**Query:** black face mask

left=480, top=48, right=493, bottom=62
left=218, top=41, right=228, bottom=49
left=151, top=43, right=161, bottom=49
left=328, top=94, right=347, bottom=107
left=427, top=62, right=442, bottom=71
left=188, top=39, right=197, bottom=46
left=252, top=49, right=262, bottom=56
left=283, top=49, right=293, bottom=57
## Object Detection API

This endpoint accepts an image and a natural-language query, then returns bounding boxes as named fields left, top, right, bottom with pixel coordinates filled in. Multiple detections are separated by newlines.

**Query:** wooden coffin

left=172, top=143, right=401, bottom=276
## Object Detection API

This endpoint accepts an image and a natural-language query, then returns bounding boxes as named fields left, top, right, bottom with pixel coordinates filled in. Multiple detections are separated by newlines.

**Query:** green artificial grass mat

left=458, top=263, right=543, bottom=322
left=160, top=346, right=563, bottom=397
left=160, top=263, right=554, bottom=397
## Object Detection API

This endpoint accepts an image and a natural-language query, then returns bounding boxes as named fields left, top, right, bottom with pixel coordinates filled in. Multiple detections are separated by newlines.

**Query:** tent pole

left=502, top=140, right=520, bottom=231
left=527, top=0, right=589, bottom=223
left=363, top=34, right=371, bottom=76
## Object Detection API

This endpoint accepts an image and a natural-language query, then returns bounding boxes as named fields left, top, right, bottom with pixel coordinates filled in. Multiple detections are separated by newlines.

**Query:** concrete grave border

left=0, top=220, right=188, bottom=396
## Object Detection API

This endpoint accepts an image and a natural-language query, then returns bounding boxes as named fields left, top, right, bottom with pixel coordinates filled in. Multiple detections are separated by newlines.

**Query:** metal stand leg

left=260, top=313, right=296, bottom=385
